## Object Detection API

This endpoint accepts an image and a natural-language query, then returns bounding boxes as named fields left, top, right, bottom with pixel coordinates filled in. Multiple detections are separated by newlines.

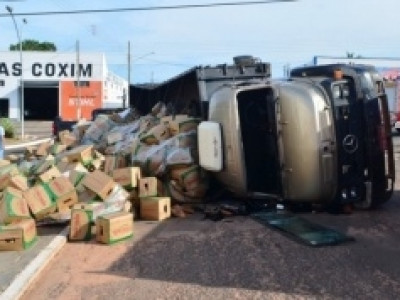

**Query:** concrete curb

left=0, top=227, right=69, bottom=300
left=5, top=137, right=53, bottom=152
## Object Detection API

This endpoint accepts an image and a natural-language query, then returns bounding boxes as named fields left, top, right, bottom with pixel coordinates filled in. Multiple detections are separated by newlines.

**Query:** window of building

left=74, top=81, right=90, bottom=87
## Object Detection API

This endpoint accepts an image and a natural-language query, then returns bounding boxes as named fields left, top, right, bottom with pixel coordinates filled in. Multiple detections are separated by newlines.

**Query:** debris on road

left=0, top=102, right=207, bottom=250
left=251, top=211, right=355, bottom=247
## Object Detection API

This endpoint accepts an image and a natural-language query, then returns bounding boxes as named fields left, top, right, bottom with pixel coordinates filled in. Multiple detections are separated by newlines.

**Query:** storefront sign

left=0, top=62, right=92, bottom=78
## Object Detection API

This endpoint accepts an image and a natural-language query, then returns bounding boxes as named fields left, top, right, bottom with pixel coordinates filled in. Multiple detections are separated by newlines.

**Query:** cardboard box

left=169, top=116, right=200, bottom=136
left=36, top=141, right=51, bottom=156
left=124, top=201, right=132, bottom=213
left=6, top=154, right=20, bottom=163
left=112, top=167, right=141, bottom=189
left=56, top=161, right=87, bottom=175
left=0, top=159, right=11, bottom=167
left=24, top=146, right=37, bottom=159
left=104, top=185, right=130, bottom=203
left=38, top=166, right=61, bottom=183
left=139, top=177, right=163, bottom=198
left=181, top=165, right=202, bottom=191
left=24, top=184, right=56, bottom=220
left=84, top=115, right=114, bottom=142
left=0, top=187, right=31, bottom=224
left=47, top=177, right=78, bottom=212
left=32, top=155, right=55, bottom=175
left=0, top=218, right=37, bottom=251
left=59, top=130, right=77, bottom=147
left=49, top=143, right=67, bottom=155
left=140, top=123, right=170, bottom=145
left=69, top=208, right=93, bottom=241
left=73, top=198, right=126, bottom=220
left=8, top=174, right=29, bottom=191
left=96, top=212, right=133, bottom=244
left=77, top=188, right=99, bottom=203
left=74, top=122, right=91, bottom=140
left=170, top=165, right=199, bottom=185
left=0, top=164, right=19, bottom=190
left=69, top=170, right=86, bottom=189
left=140, top=197, right=171, bottom=221
left=94, top=150, right=105, bottom=162
left=160, top=115, right=173, bottom=126
left=0, top=163, right=19, bottom=176
left=0, top=173, right=16, bottom=191
left=82, top=170, right=116, bottom=201
left=63, top=145, right=93, bottom=165
left=87, top=158, right=104, bottom=172
left=107, top=131, right=123, bottom=145
left=56, top=192, right=78, bottom=213
left=103, top=155, right=127, bottom=175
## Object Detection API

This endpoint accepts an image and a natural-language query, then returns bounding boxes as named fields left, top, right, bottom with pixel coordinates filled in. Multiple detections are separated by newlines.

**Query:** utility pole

left=6, top=6, right=25, bottom=139
left=76, top=40, right=81, bottom=120
left=283, top=64, right=291, bottom=78
left=126, top=41, right=131, bottom=109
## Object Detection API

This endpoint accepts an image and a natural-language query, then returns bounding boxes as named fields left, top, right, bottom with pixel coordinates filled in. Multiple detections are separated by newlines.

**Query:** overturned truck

left=132, top=57, right=395, bottom=209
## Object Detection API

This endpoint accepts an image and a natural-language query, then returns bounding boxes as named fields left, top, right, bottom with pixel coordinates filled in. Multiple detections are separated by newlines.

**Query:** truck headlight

left=350, top=187, right=358, bottom=198
left=342, top=85, right=350, bottom=98
left=332, top=85, right=341, bottom=98
left=341, top=189, right=348, bottom=199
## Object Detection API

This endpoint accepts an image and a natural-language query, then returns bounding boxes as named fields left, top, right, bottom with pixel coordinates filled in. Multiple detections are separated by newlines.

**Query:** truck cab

left=198, top=64, right=394, bottom=208
left=291, top=64, right=394, bottom=208
left=200, top=80, right=337, bottom=204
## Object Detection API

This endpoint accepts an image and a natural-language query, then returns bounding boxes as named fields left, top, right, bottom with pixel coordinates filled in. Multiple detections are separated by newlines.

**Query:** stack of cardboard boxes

left=0, top=140, right=138, bottom=250
left=0, top=102, right=209, bottom=250
left=0, top=169, right=38, bottom=251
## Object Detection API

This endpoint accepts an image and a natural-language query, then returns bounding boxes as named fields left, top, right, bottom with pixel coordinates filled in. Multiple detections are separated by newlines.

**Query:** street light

left=6, top=5, right=26, bottom=139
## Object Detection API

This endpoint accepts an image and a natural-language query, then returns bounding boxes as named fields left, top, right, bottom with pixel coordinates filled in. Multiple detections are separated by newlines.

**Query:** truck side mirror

left=198, top=121, right=223, bottom=172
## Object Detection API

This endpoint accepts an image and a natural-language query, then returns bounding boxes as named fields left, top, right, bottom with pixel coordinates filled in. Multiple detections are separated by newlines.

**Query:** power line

left=0, top=0, right=296, bottom=17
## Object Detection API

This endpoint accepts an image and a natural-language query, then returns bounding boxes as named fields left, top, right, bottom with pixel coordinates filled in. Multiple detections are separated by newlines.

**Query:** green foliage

left=9, top=39, right=57, bottom=52
left=0, top=118, right=15, bottom=138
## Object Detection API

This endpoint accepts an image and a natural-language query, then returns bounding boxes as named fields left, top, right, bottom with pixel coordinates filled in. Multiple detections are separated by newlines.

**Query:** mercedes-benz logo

left=342, top=134, right=358, bottom=154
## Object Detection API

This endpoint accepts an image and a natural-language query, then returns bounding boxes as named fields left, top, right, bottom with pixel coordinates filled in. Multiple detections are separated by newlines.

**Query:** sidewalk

left=1, top=136, right=68, bottom=300
left=0, top=226, right=68, bottom=300
left=4, top=136, right=53, bottom=152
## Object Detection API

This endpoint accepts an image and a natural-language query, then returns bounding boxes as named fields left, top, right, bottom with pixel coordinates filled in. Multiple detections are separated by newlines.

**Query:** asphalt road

left=20, top=136, right=400, bottom=300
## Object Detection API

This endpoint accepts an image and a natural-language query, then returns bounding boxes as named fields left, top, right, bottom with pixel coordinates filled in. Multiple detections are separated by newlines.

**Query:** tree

left=9, top=39, right=56, bottom=51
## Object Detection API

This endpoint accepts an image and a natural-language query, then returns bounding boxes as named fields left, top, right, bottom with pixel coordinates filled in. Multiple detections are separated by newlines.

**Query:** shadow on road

left=103, top=192, right=400, bottom=299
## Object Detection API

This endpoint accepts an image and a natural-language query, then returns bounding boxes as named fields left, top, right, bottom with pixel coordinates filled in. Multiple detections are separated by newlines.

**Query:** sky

left=1, top=0, right=399, bottom=84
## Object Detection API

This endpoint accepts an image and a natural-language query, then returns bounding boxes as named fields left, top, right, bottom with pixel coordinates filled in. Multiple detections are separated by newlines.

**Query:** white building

left=0, top=51, right=128, bottom=121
